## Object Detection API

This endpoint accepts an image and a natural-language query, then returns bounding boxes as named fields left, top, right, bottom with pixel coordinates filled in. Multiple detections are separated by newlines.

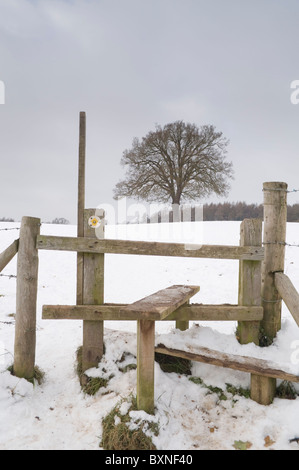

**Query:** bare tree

left=113, top=121, right=233, bottom=205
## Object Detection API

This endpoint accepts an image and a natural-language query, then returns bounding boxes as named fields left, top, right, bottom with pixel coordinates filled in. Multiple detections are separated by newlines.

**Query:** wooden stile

left=120, top=285, right=200, bottom=320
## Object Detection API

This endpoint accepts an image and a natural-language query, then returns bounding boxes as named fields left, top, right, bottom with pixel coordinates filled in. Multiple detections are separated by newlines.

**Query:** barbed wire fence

left=262, top=188, right=299, bottom=248
left=0, top=189, right=298, bottom=282
left=0, top=227, right=20, bottom=232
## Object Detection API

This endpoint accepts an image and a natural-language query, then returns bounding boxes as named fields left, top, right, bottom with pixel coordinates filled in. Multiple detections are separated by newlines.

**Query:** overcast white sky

left=0, top=0, right=299, bottom=223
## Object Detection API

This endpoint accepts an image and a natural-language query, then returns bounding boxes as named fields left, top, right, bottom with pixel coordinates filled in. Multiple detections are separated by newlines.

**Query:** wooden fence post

left=137, top=319, right=155, bottom=414
left=14, top=216, right=40, bottom=380
left=77, top=111, right=86, bottom=305
left=81, top=208, right=105, bottom=375
left=261, top=182, right=288, bottom=343
left=237, top=218, right=262, bottom=345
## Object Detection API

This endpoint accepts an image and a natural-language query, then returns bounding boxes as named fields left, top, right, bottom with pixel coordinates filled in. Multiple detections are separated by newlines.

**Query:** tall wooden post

left=14, top=216, right=40, bottom=380
left=77, top=111, right=86, bottom=305
left=261, top=182, right=288, bottom=343
left=81, top=208, right=105, bottom=374
left=237, top=218, right=262, bottom=345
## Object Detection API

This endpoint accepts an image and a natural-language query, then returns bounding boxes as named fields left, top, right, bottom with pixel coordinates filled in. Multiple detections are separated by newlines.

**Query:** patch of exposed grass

left=8, top=364, right=45, bottom=385
left=189, top=376, right=299, bottom=402
left=100, top=396, right=158, bottom=450
left=276, top=380, right=298, bottom=400
left=76, top=346, right=114, bottom=395
left=117, top=351, right=137, bottom=373
left=225, top=383, right=251, bottom=399
left=155, top=352, right=192, bottom=375
left=83, top=376, right=112, bottom=395
left=189, top=376, right=250, bottom=402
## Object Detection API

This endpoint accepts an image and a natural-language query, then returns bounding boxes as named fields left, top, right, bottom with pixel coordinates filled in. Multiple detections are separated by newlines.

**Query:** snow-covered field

left=1, top=220, right=299, bottom=450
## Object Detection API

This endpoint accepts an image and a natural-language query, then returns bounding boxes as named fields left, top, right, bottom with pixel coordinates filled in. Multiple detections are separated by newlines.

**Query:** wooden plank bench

left=155, top=344, right=299, bottom=404
left=155, top=344, right=299, bottom=383
left=120, top=285, right=200, bottom=320
left=124, top=285, right=200, bottom=414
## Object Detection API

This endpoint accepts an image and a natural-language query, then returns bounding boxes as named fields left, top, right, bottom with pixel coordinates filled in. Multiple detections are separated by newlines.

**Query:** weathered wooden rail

left=0, top=239, right=19, bottom=273
left=36, top=235, right=264, bottom=260
left=275, top=272, right=299, bottom=328
left=42, top=303, right=264, bottom=322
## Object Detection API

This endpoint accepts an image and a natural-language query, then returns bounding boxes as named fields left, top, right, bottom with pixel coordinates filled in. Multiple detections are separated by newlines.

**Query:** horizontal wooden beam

left=42, top=303, right=263, bottom=322
left=119, top=285, right=200, bottom=320
left=275, top=272, right=299, bottom=328
left=155, top=344, right=299, bottom=383
left=36, top=235, right=264, bottom=261
left=167, top=304, right=264, bottom=322
left=0, top=239, right=19, bottom=273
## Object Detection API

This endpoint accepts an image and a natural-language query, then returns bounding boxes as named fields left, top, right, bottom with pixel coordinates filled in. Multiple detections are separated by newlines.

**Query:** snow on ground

left=1, top=220, right=299, bottom=450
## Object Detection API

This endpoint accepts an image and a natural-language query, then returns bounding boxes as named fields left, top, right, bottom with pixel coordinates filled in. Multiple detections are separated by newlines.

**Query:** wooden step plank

left=42, top=303, right=263, bottom=321
left=155, top=344, right=299, bottom=383
left=36, top=235, right=264, bottom=261
left=120, top=285, right=200, bottom=320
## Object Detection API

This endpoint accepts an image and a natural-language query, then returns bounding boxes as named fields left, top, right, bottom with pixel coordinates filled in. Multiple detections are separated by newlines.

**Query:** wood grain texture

left=237, top=219, right=262, bottom=345
left=120, top=285, right=200, bottom=320
left=42, top=303, right=263, bottom=321
left=36, top=235, right=264, bottom=261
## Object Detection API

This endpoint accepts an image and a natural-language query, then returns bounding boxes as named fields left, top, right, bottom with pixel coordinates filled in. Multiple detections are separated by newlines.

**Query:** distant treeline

left=0, top=217, right=15, bottom=222
left=2, top=204, right=299, bottom=225
left=148, top=202, right=299, bottom=223
left=0, top=217, right=69, bottom=224
left=203, top=202, right=299, bottom=222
